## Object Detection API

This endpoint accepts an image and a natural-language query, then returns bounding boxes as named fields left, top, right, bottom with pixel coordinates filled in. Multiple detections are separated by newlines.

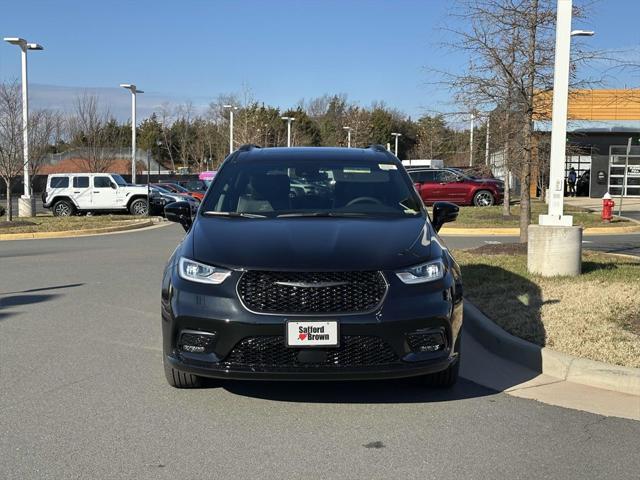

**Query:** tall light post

left=391, top=133, right=402, bottom=157
left=4, top=37, right=43, bottom=217
left=120, top=84, right=143, bottom=184
left=529, top=0, right=594, bottom=277
left=485, top=115, right=491, bottom=166
left=223, top=105, right=237, bottom=154
left=343, top=126, right=352, bottom=148
left=469, top=112, right=475, bottom=167
left=281, top=116, right=295, bottom=147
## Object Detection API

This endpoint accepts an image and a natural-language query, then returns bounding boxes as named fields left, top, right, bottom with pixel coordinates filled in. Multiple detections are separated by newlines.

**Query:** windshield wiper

left=202, top=211, right=267, bottom=218
left=276, top=212, right=370, bottom=218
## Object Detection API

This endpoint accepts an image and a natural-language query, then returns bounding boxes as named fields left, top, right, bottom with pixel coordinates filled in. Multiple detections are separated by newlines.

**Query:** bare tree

left=158, top=102, right=177, bottom=171
left=67, top=93, right=112, bottom=172
left=29, top=109, right=63, bottom=187
left=0, top=81, right=22, bottom=221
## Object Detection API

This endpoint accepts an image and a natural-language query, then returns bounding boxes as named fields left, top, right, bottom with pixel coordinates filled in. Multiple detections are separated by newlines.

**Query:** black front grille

left=237, top=271, right=387, bottom=314
left=223, top=336, right=399, bottom=368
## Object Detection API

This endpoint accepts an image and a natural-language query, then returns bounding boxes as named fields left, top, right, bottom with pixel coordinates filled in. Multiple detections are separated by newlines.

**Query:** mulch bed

left=0, top=220, right=37, bottom=229
left=467, top=242, right=528, bottom=256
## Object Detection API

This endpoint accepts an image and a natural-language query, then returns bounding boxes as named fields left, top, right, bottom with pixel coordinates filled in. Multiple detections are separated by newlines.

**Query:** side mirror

left=165, top=201, right=194, bottom=232
left=110, top=182, right=117, bottom=189
left=432, top=201, right=459, bottom=232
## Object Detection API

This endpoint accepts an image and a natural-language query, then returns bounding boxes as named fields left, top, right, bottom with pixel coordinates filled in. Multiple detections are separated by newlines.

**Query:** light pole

left=223, top=105, right=237, bottom=154
left=529, top=0, right=594, bottom=277
left=485, top=115, right=490, bottom=166
left=120, top=84, right=143, bottom=184
left=4, top=37, right=43, bottom=217
left=156, top=140, right=162, bottom=176
left=343, top=126, right=352, bottom=148
left=391, top=133, right=402, bottom=157
left=281, top=116, right=295, bottom=147
left=469, top=112, right=475, bottom=167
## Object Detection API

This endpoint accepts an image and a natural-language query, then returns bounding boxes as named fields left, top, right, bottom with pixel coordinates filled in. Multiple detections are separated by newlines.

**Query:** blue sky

left=1, top=0, right=639, bottom=122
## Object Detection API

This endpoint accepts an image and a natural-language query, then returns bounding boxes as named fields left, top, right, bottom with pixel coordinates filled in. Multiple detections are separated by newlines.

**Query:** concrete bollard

left=527, top=225, right=582, bottom=277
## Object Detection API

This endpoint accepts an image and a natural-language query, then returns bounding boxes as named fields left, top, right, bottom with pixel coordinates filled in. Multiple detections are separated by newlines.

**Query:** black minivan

left=162, top=145, right=463, bottom=388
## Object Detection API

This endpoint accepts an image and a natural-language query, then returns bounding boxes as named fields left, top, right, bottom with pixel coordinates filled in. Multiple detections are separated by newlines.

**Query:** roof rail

left=237, top=144, right=261, bottom=152
left=367, top=144, right=388, bottom=153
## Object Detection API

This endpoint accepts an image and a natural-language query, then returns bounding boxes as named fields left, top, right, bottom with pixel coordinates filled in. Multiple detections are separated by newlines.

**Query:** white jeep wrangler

left=43, top=173, right=149, bottom=216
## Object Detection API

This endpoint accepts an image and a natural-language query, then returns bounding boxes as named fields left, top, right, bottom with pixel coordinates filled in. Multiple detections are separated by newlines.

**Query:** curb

left=440, top=225, right=640, bottom=236
left=0, top=217, right=165, bottom=241
left=464, top=301, right=640, bottom=396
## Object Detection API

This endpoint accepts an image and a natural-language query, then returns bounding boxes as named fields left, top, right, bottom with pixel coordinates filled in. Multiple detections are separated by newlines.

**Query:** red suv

left=409, top=168, right=504, bottom=207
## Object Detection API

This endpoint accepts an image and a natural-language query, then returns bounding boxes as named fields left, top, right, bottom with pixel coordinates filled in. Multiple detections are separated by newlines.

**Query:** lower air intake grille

left=223, top=336, right=399, bottom=368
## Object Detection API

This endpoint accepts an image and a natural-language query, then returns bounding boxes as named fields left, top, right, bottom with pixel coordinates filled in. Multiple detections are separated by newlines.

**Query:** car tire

left=129, top=198, right=148, bottom=215
left=420, top=332, right=461, bottom=388
left=52, top=199, right=75, bottom=217
left=164, top=359, right=202, bottom=388
left=472, top=190, right=495, bottom=207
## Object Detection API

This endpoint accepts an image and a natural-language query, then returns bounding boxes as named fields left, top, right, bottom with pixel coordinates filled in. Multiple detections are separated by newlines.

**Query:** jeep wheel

left=52, top=200, right=75, bottom=217
left=129, top=198, right=148, bottom=215
left=473, top=190, right=494, bottom=207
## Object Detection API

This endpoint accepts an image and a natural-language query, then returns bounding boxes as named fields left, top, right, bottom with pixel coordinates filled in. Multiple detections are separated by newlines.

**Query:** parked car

left=199, top=170, right=217, bottom=188
left=157, top=182, right=205, bottom=201
left=43, top=173, right=149, bottom=216
left=174, top=179, right=207, bottom=193
left=161, top=145, right=463, bottom=388
left=152, top=185, right=199, bottom=203
left=408, top=167, right=504, bottom=207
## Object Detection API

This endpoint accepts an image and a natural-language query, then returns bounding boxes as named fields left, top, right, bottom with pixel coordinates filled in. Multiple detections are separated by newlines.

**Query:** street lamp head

left=343, top=126, right=351, bottom=131
left=120, top=83, right=143, bottom=94
left=281, top=116, right=295, bottom=121
left=4, top=37, right=26, bottom=46
left=27, top=43, right=43, bottom=50
left=391, top=132, right=402, bottom=137
left=570, top=30, right=595, bottom=37
left=223, top=104, right=237, bottom=110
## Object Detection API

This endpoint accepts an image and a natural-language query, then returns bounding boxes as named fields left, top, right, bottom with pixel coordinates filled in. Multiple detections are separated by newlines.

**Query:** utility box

left=402, top=159, right=445, bottom=168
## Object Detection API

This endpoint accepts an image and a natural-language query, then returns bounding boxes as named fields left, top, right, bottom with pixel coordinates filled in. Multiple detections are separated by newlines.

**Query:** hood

left=189, top=216, right=433, bottom=271
left=478, top=178, right=503, bottom=186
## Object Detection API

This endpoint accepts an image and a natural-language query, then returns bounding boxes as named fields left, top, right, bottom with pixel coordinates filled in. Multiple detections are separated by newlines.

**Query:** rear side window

left=94, top=177, right=112, bottom=188
left=73, top=176, right=89, bottom=188
left=50, top=177, right=69, bottom=188
left=434, top=170, right=457, bottom=183
left=411, top=171, right=435, bottom=182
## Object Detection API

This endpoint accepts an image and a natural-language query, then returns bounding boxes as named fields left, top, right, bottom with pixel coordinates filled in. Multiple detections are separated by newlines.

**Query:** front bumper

left=162, top=269, right=463, bottom=381
left=165, top=352, right=458, bottom=381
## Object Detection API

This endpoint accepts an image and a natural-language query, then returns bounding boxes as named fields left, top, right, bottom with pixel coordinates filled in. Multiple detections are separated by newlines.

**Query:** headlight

left=396, top=259, right=445, bottom=284
left=178, top=257, right=231, bottom=284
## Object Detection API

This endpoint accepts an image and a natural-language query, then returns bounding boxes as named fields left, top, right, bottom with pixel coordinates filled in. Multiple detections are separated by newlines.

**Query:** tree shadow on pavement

left=0, top=283, right=84, bottom=322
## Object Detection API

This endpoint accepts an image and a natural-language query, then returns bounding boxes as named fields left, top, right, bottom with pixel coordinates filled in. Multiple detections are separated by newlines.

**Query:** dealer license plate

left=286, top=321, right=339, bottom=348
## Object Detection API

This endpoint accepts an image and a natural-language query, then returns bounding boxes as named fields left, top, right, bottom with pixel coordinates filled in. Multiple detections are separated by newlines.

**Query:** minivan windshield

left=202, top=157, right=424, bottom=218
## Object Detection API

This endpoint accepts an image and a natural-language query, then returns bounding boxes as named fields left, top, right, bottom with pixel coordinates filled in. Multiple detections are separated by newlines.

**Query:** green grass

left=454, top=248, right=640, bottom=368
left=0, top=214, right=146, bottom=234
left=450, top=200, right=631, bottom=229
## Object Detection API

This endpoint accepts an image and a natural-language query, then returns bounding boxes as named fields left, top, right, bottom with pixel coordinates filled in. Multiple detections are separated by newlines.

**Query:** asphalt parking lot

left=1, top=224, right=639, bottom=479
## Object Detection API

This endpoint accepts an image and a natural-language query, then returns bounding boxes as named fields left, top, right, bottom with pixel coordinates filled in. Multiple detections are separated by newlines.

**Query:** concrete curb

left=464, top=301, right=640, bottom=396
left=0, top=217, right=165, bottom=241
left=440, top=225, right=640, bottom=236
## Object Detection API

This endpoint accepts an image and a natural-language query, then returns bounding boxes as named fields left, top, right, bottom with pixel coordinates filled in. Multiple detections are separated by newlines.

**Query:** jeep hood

left=189, top=216, right=434, bottom=271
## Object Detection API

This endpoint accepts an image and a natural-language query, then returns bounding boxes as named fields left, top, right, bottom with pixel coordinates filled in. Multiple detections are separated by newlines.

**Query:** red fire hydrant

left=602, top=192, right=614, bottom=223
